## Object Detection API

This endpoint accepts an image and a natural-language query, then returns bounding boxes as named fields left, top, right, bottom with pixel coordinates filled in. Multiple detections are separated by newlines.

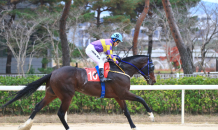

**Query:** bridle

left=114, top=55, right=154, bottom=81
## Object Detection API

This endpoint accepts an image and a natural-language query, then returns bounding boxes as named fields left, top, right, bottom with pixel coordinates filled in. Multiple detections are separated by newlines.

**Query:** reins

left=109, top=55, right=151, bottom=80
left=115, top=62, right=125, bottom=74
left=107, top=70, right=131, bottom=78
left=106, top=60, right=130, bottom=78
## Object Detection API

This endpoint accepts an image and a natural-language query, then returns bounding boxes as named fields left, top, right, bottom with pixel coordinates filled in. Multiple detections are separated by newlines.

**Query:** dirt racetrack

left=0, top=114, right=218, bottom=130
left=1, top=123, right=218, bottom=130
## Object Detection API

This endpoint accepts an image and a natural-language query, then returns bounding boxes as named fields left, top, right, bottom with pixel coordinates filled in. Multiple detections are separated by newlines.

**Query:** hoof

left=18, top=118, right=33, bottom=130
left=148, top=112, right=155, bottom=122
left=132, top=127, right=140, bottom=130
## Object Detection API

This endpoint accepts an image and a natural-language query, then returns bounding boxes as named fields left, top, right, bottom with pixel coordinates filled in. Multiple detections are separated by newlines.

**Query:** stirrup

left=100, top=77, right=112, bottom=82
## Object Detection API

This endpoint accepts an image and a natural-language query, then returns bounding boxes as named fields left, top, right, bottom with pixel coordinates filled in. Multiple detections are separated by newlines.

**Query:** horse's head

left=117, top=55, right=156, bottom=85
left=140, top=59, right=156, bottom=85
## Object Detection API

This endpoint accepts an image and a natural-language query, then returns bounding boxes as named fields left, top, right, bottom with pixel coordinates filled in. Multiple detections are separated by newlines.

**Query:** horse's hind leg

left=18, top=90, right=57, bottom=130
left=57, top=98, right=73, bottom=130
left=121, top=91, right=154, bottom=122
left=115, top=98, right=138, bottom=130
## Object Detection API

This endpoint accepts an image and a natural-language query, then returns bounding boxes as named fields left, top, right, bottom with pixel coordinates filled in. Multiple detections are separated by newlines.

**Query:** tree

left=0, top=8, right=48, bottom=75
left=73, top=0, right=142, bottom=40
left=34, top=4, right=95, bottom=68
left=133, top=0, right=150, bottom=55
left=162, top=0, right=194, bottom=74
left=194, top=2, right=218, bottom=73
left=67, top=5, right=94, bottom=51
left=1, top=0, right=31, bottom=74
left=132, top=0, right=200, bottom=55
left=39, top=11, right=62, bottom=69
left=74, top=0, right=140, bottom=26
left=171, top=3, right=198, bottom=73
left=160, top=46, right=182, bottom=71
left=150, top=1, right=199, bottom=73
left=0, top=0, right=14, bottom=74
left=59, top=0, right=71, bottom=66
left=28, top=0, right=61, bottom=6
left=30, top=0, right=74, bottom=67
left=67, top=5, right=94, bottom=67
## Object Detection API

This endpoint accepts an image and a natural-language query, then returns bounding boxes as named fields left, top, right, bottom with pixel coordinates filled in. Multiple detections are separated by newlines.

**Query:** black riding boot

left=99, top=68, right=112, bottom=82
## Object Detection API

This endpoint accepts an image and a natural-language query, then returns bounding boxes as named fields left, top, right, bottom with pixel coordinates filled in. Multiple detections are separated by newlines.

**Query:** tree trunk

left=97, top=7, right=101, bottom=28
left=6, top=47, right=12, bottom=74
left=42, top=57, right=47, bottom=69
left=95, top=7, right=101, bottom=40
left=187, top=46, right=196, bottom=72
left=132, top=0, right=150, bottom=55
left=148, top=33, right=153, bottom=60
left=161, top=0, right=193, bottom=74
left=201, top=49, right=206, bottom=73
left=216, top=59, right=218, bottom=71
left=147, top=9, right=154, bottom=60
left=5, top=3, right=16, bottom=74
left=59, top=0, right=71, bottom=66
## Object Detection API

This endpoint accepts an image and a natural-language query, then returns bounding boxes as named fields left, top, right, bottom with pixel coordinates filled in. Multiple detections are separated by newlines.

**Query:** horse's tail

left=1, top=73, right=52, bottom=108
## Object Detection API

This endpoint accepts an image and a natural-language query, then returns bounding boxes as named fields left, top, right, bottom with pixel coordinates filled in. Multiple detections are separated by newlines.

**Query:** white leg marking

left=148, top=112, right=155, bottom=122
left=132, top=127, right=141, bottom=130
left=18, top=118, right=33, bottom=130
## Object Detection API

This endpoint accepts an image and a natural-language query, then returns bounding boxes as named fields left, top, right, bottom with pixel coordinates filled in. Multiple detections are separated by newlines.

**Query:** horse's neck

left=109, top=62, right=135, bottom=76
left=122, top=57, right=147, bottom=76
left=124, top=62, right=140, bottom=77
left=109, top=56, right=146, bottom=76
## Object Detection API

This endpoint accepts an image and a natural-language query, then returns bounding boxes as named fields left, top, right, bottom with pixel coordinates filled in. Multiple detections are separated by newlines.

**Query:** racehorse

left=1, top=55, right=156, bottom=130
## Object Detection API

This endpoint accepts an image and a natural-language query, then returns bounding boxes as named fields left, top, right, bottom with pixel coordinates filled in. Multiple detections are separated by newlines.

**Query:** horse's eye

left=149, top=64, right=154, bottom=72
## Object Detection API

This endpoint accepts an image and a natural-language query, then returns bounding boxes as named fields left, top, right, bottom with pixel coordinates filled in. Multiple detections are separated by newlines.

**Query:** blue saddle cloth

left=95, top=66, right=105, bottom=98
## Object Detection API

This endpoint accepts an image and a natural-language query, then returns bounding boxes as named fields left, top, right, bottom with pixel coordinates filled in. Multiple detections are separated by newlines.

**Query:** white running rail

left=1, top=85, right=218, bottom=124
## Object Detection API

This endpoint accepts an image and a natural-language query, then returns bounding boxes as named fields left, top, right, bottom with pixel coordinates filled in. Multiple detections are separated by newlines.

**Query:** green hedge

left=0, top=75, right=218, bottom=115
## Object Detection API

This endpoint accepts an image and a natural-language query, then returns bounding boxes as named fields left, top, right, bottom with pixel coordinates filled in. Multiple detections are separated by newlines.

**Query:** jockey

left=85, top=32, right=123, bottom=82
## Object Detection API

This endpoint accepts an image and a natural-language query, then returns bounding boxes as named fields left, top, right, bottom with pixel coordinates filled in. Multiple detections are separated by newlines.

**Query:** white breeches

left=85, top=44, right=104, bottom=68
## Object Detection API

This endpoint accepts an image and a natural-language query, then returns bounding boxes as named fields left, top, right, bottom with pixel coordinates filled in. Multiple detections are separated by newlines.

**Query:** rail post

left=181, top=89, right=185, bottom=124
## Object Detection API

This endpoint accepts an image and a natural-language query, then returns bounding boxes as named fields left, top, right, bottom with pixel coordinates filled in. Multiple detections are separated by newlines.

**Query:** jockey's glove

left=116, top=57, right=122, bottom=62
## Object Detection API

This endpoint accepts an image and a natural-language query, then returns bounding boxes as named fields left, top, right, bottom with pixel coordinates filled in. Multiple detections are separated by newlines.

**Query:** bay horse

left=1, top=55, right=156, bottom=130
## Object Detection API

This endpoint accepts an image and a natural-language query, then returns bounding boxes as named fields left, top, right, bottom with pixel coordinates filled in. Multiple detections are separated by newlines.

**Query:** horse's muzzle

left=147, top=78, right=156, bottom=85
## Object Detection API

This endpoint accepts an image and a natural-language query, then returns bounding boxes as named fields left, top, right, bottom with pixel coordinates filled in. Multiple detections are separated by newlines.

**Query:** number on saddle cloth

left=85, top=62, right=110, bottom=82
left=84, top=62, right=110, bottom=98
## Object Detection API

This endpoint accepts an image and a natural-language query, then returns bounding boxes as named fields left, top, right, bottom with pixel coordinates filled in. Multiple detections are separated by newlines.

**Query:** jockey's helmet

left=111, top=32, right=123, bottom=42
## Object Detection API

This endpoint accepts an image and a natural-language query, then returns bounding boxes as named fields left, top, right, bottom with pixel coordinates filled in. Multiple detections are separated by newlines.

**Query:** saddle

left=85, top=62, right=110, bottom=82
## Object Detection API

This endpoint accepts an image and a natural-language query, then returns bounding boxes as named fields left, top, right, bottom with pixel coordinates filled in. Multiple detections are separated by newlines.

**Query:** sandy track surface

left=0, top=114, right=218, bottom=130
left=1, top=114, right=218, bottom=123
left=1, top=123, right=218, bottom=130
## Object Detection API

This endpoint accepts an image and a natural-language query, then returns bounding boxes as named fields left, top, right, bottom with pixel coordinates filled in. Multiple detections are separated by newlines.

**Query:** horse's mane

left=122, top=55, right=148, bottom=62
left=108, top=55, right=148, bottom=68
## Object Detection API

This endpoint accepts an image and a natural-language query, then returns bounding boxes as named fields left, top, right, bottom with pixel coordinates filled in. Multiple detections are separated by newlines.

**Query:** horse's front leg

left=120, top=91, right=155, bottom=122
left=135, top=96, right=155, bottom=121
left=115, top=98, right=140, bottom=130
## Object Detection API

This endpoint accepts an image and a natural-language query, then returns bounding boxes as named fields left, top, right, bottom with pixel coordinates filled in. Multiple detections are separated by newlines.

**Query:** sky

left=202, top=0, right=218, bottom=3
left=190, top=0, right=218, bottom=17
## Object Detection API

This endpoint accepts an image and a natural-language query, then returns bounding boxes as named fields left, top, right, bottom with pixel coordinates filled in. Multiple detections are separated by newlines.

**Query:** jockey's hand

left=116, top=57, right=122, bottom=62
